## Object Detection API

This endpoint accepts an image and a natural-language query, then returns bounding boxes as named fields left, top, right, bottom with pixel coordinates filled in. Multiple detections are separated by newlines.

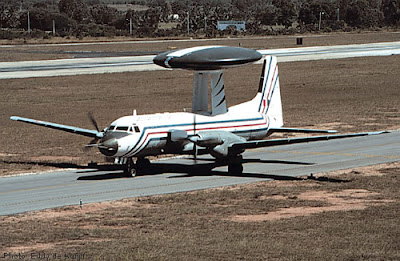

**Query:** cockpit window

left=108, top=125, right=116, bottom=131
left=134, top=126, right=140, bottom=133
left=115, top=126, right=129, bottom=131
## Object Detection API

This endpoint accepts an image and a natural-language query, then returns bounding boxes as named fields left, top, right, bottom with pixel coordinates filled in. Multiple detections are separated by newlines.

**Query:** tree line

left=0, top=0, right=399, bottom=39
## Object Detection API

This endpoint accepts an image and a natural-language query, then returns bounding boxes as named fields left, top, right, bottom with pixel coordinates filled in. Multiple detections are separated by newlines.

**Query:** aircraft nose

left=99, top=137, right=118, bottom=156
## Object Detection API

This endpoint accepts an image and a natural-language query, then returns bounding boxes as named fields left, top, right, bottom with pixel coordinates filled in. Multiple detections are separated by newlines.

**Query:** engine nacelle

left=192, top=131, right=223, bottom=147
left=210, top=143, right=229, bottom=158
left=194, top=131, right=247, bottom=158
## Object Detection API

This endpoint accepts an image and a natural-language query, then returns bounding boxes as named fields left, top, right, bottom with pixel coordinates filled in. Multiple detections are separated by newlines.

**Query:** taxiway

left=0, top=131, right=398, bottom=216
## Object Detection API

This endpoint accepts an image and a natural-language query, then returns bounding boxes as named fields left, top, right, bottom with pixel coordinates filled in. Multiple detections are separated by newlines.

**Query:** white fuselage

left=106, top=105, right=270, bottom=158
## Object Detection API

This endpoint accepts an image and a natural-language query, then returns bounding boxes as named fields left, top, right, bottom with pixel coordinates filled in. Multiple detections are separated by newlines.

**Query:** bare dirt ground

left=0, top=31, right=399, bottom=61
left=0, top=162, right=398, bottom=260
left=0, top=32, right=399, bottom=259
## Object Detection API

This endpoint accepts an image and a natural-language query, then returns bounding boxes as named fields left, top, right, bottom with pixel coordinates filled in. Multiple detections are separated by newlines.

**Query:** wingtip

left=368, top=131, right=390, bottom=135
left=327, top=130, right=338, bottom=133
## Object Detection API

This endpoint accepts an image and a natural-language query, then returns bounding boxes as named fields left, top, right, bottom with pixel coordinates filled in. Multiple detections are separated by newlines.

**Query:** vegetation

left=0, top=0, right=399, bottom=39
left=1, top=163, right=399, bottom=259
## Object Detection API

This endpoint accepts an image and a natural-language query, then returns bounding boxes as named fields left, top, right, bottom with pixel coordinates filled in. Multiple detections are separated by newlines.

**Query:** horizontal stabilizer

left=229, top=131, right=388, bottom=154
left=10, top=116, right=101, bottom=138
left=269, top=127, right=338, bottom=133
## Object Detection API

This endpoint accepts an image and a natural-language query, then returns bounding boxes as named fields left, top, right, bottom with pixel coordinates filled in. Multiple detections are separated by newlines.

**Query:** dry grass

left=0, top=32, right=400, bottom=258
left=0, top=162, right=399, bottom=260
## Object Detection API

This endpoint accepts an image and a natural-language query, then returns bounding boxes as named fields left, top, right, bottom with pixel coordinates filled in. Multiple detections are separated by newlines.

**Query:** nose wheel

left=124, top=158, right=137, bottom=177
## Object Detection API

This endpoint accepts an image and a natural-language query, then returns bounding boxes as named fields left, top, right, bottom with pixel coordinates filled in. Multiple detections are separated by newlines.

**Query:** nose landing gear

left=122, top=157, right=151, bottom=177
left=124, top=158, right=137, bottom=177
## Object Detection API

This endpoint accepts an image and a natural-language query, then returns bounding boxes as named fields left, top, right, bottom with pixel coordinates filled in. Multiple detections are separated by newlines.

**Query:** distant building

left=217, top=21, right=246, bottom=31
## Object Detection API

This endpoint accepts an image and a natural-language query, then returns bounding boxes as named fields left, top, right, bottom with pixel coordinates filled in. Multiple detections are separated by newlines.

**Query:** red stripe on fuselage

left=262, top=65, right=277, bottom=114
left=129, top=119, right=268, bottom=157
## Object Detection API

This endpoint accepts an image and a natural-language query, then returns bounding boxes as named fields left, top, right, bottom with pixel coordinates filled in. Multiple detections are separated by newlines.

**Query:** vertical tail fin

left=257, top=56, right=283, bottom=127
left=210, top=71, right=227, bottom=115
left=192, top=71, right=228, bottom=116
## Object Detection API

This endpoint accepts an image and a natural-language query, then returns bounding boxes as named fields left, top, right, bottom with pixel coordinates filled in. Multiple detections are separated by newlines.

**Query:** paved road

left=0, top=41, right=399, bottom=79
left=0, top=131, right=399, bottom=216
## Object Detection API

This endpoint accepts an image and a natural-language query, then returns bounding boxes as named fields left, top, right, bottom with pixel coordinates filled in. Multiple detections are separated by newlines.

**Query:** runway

left=0, top=41, right=399, bottom=79
left=0, top=131, right=399, bottom=216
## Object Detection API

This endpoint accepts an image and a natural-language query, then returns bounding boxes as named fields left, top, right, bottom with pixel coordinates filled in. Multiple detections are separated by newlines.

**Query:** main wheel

left=136, top=157, right=151, bottom=169
left=228, top=163, right=243, bottom=175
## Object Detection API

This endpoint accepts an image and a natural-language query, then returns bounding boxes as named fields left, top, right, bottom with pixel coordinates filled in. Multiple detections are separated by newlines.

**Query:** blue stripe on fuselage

left=121, top=116, right=266, bottom=157
left=258, top=56, right=273, bottom=112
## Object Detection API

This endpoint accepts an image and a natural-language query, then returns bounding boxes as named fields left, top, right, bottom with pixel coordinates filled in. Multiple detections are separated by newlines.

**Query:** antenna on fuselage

left=193, top=113, right=197, bottom=161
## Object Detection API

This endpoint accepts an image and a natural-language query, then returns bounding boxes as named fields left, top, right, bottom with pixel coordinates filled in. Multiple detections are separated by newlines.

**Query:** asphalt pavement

left=0, top=131, right=398, bottom=216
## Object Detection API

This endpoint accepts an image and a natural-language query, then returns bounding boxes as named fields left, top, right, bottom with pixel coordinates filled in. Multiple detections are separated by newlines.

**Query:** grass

left=0, top=33, right=399, bottom=259
left=0, top=162, right=399, bottom=260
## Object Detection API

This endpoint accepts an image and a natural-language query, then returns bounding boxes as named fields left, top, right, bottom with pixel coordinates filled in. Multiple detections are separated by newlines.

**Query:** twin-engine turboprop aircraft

left=10, top=46, right=386, bottom=177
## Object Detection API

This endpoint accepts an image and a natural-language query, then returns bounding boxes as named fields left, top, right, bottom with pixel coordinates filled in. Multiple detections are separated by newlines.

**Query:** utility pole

left=187, top=11, right=190, bottom=35
left=52, top=19, right=56, bottom=36
left=27, top=11, right=31, bottom=34
left=204, top=16, right=207, bottom=31
left=318, top=11, right=324, bottom=31
left=130, top=17, right=133, bottom=35
left=337, top=8, right=340, bottom=21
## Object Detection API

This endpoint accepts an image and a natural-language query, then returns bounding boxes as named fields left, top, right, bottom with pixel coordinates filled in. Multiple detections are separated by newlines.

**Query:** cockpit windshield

left=115, top=126, right=129, bottom=131
left=106, top=124, right=140, bottom=133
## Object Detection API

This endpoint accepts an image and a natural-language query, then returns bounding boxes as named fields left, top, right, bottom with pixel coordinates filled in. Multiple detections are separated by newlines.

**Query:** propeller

left=84, top=112, right=103, bottom=151
left=88, top=112, right=100, bottom=132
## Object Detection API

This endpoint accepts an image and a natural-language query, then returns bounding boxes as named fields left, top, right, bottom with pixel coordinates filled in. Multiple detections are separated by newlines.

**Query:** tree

left=298, top=1, right=336, bottom=26
left=58, top=0, right=92, bottom=23
left=382, top=0, right=400, bottom=25
left=90, top=4, right=118, bottom=25
left=20, top=8, right=51, bottom=31
left=273, top=0, right=298, bottom=28
left=0, top=3, right=20, bottom=28
left=346, top=0, right=383, bottom=27
left=256, top=6, right=278, bottom=26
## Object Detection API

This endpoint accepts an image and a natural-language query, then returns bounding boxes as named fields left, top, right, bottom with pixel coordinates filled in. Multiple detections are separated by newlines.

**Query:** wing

left=229, top=131, right=388, bottom=154
left=269, top=127, right=338, bottom=133
left=10, top=116, right=101, bottom=138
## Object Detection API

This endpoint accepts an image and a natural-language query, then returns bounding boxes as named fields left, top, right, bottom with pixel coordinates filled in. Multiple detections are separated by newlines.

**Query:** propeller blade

left=83, top=137, right=99, bottom=151
left=84, top=112, right=103, bottom=151
left=88, top=112, right=100, bottom=132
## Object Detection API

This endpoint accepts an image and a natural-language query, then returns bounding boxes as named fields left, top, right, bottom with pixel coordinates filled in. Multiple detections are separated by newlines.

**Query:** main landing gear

left=123, top=157, right=151, bottom=177
left=227, top=155, right=243, bottom=175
